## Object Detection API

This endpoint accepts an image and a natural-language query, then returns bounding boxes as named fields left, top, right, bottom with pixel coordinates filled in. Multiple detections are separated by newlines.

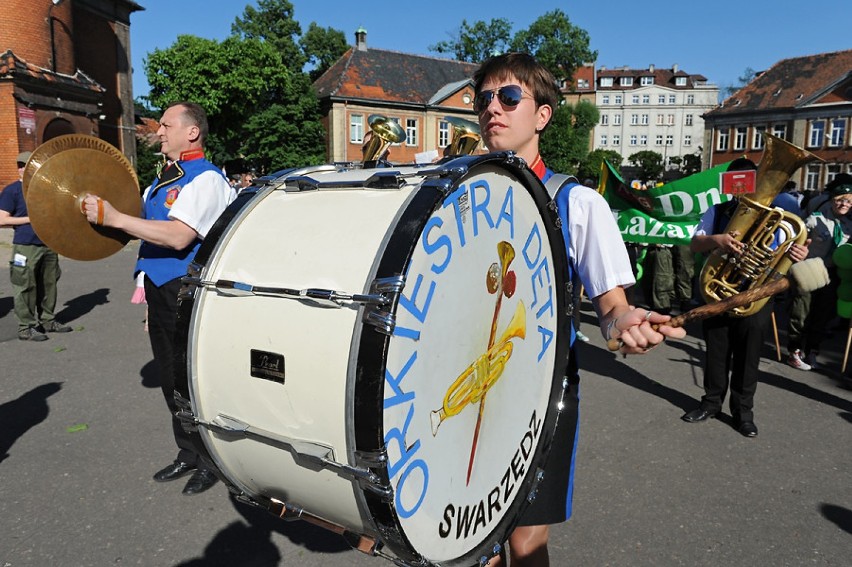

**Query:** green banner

left=599, top=160, right=733, bottom=245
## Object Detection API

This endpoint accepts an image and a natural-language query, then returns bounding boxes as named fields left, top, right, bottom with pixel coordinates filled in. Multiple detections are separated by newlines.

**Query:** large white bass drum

left=174, top=153, right=572, bottom=566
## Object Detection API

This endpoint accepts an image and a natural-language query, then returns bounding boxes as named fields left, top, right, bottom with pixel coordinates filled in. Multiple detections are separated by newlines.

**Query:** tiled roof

left=597, top=66, right=708, bottom=89
left=313, top=47, right=479, bottom=105
left=0, top=49, right=104, bottom=93
left=708, top=49, right=852, bottom=116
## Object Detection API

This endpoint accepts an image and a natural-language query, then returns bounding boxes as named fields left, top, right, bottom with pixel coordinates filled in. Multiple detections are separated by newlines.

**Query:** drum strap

left=546, top=174, right=581, bottom=353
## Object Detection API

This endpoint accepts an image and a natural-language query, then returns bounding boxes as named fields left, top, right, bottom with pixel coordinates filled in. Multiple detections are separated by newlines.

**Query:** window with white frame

left=438, top=120, right=450, bottom=147
left=684, top=135, right=692, bottom=146
left=655, top=135, right=663, bottom=146
left=613, top=114, right=622, bottom=125
left=630, top=114, right=639, bottom=125
left=600, top=77, right=613, bottom=87
left=613, top=134, right=621, bottom=145
left=685, top=114, right=694, bottom=126
left=734, top=127, right=748, bottom=150
left=805, top=164, right=820, bottom=190
left=641, top=76, right=654, bottom=86
left=675, top=77, right=687, bottom=86
left=350, top=114, right=364, bottom=143
left=827, top=164, right=842, bottom=185
left=642, top=95, right=650, bottom=104
left=602, top=95, right=610, bottom=104
left=717, top=128, right=730, bottom=150
left=601, top=114, right=609, bottom=125
left=641, top=114, right=649, bottom=125
left=600, top=134, right=608, bottom=146
left=640, top=134, right=648, bottom=146
left=620, top=77, right=633, bottom=86
left=630, top=135, right=638, bottom=146
left=614, top=95, right=623, bottom=104
left=577, top=78, right=589, bottom=89
left=687, top=94, right=695, bottom=104
left=753, top=126, right=765, bottom=149
left=406, top=118, right=418, bottom=147
left=666, top=135, right=673, bottom=146
left=632, top=95, right=640, bottom=104
left=656, top=114, right=664, bottom=125
left=666, top=114, right=675, bottom=125
left=808, top=120, right=825, bottom=148
left=668, top=94, right=676, bottom=104
left=658, top=94, right=666, bottom=104
left=772, top=124, right=786, bottom=139
left=829, top=119, right=847, bottom=147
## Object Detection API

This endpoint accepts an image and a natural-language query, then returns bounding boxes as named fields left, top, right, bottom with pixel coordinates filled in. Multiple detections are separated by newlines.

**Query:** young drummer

left=473, top=53, right=686, bottom=566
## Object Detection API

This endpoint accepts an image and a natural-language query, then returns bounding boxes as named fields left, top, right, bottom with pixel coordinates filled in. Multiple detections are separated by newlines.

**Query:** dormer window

left=640, top=76, right=654, bottom=86
left=675, top=77, right=687, bottom=86
left=620, top=77, right=633, bottom=87
left=600, top=77, right=613, bottom=87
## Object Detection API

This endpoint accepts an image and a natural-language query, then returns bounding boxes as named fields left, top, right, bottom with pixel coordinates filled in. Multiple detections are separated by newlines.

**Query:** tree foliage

left=509, top=10, right=597, bottom=82
left=540, top=100, right=599, bottom=175
left=231, top=0, right=304, bottom=72
left=627, top=150, right=665, bottom=182
left=300, top=23, right=348, bottom=80
left=430, top=18, right=513, bottom=63
left=578, top=149, right=623, bottom=184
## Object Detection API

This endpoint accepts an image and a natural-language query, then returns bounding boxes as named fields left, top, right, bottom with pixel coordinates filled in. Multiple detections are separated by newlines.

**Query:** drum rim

left=350, top=153, right=572, bottom=566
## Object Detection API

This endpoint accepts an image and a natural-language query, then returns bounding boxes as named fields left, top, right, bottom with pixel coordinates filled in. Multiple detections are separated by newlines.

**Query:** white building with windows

left=592, top=65, right=718, bottom=171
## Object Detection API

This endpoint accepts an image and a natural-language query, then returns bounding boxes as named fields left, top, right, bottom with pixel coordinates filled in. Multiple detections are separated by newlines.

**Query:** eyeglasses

left=473, top=85, right=533, bottom=113
left=834, top=198, right=852, bottom=206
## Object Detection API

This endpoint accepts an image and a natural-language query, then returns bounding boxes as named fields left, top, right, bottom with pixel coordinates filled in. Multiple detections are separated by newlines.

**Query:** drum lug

left=547, top=200, right=562, bottom=228
left=173, top=392, right=199, bottom=433
left=362, top=276, right=405, bottom=335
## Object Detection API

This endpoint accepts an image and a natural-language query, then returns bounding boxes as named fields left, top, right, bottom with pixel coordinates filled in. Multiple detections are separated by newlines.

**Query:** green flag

left=600, top=160, right=733, bottom=245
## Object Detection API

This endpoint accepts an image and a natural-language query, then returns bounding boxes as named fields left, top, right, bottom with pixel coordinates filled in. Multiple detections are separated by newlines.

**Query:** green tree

left=578, top=149, right=623, bottom=183
left=628, top=150, right=665, bottom=182
left=300, top=22, right=348, bottom=80
left=510, top=10, right=597, bottom=83
left=429, top=18, right=513, bottom=63
left=682, top=153, right=703, bottom=175
left=724, top=66, right=757, bottom=97
left=135, top=139, right=163, bottom=186
left=231, top=0, right=305, bottom=72
left=540, top=100, right=598, bottom=175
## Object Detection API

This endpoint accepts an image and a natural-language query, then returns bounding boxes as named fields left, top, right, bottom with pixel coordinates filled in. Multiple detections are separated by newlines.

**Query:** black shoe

left=681, top=408, right=717, bottom=423
left=153, top=460, right=196, bottom=482
left=737, top=420, right=758, bottom=437
left=182, top=468, right=219, bottom=495
left=18, top=327, right=48, bottom=341
left=42, top=321, right=72, bottom=333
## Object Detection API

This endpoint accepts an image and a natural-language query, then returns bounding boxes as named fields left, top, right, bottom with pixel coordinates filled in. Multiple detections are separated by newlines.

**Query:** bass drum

left=174, top=153, right=571, bottom=566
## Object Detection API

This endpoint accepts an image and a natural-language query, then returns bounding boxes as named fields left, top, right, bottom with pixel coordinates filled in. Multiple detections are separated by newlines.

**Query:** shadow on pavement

left=0, top=382, right=63, bottom=464
left=140, top=359, right=160, bottom=389
left=56, top=287, right=111, bottom=324
left=819, top=503, right=852, bottom=535
left=174, top=493, right=351, bottom=566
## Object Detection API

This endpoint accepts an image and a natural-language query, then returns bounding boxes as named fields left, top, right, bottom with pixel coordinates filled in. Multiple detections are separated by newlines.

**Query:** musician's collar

left=529, top=154, right=546, bottom=180
left=178, top=148, right=205, bottom=162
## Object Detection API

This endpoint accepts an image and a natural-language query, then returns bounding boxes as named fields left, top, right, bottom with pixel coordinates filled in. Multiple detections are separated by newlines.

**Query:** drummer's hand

left=605, top=307, right=686, bottom=354
left=82, top=193, right=116, bottom=227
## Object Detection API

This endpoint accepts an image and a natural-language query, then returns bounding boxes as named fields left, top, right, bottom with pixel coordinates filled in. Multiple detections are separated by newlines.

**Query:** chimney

left=672, top=64, right=679, bottom=73
left=649, top=64, right=654, bottom=72
left=355, top=27, right=367, bottom=51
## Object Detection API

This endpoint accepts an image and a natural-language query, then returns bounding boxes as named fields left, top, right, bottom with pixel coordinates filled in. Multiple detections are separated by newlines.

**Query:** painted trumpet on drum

left=430, top=301, right=526, bottom=436
left=699, top=133, right=822, bottom=316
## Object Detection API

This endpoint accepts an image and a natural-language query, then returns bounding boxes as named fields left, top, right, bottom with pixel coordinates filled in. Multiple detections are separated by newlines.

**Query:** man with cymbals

left=81, top=102, right=235, bottom=495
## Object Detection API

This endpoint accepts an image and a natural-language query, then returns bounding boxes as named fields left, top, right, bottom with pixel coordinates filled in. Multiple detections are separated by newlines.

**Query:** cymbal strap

left=96, top=198, right=104, bottom=226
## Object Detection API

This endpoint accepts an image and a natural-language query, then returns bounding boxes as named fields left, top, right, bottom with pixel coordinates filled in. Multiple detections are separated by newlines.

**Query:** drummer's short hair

left=167, top=101, right=209, bottom=145
left=473, top=52, right=560, bottom=130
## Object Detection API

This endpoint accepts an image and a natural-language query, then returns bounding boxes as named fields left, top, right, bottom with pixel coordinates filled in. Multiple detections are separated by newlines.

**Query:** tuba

left=444, top=116, right=481, bottom=156
left=361, top=114, right=406, bottom=165
left=699, top=133, right=822, bottom=316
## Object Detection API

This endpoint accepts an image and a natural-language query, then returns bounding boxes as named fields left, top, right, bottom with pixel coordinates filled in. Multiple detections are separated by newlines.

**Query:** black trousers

left=699, top=303, right=772, bottom=422
left=145, top=275, right=198, bottom=466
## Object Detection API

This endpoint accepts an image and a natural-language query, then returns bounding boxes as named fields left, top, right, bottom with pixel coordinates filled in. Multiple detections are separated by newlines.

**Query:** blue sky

left=130, top=0, right=850, bottom=101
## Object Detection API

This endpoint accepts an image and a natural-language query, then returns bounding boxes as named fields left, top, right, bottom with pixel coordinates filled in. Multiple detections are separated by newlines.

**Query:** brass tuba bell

left=361, top=114, right=406, bottom=165
left=444, top=116, right=481, bottom=156
left=699, top=133, right=822, bottom=316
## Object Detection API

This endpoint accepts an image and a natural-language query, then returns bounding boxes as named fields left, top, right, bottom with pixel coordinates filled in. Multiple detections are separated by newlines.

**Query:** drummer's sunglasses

left=473, top=85, right=533, bottom=113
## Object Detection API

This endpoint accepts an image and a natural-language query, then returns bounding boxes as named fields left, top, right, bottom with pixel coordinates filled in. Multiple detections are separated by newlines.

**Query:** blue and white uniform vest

left=135, top=158, right=222, bottom=286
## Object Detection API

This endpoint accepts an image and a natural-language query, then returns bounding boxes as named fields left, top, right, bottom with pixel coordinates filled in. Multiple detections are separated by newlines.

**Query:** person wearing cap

left=786, top=173, right=852, bottom=370
left=0, top=151, right=73, bottom=341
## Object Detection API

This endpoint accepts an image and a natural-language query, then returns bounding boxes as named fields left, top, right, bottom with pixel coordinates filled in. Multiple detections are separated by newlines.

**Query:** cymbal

left=23, top=134, right=139, bottom=199
left=26, top=148, right=141, bottom=261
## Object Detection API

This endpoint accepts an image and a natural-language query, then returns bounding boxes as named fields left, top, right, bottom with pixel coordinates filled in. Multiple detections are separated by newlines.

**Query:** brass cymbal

left=26, top=148, right=141, bottom=261
left=23, top=134, right=139, bottom=199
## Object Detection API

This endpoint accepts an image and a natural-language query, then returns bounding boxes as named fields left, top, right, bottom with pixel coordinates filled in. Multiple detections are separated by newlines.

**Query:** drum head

left=354, top=155, right=569, bottom=565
